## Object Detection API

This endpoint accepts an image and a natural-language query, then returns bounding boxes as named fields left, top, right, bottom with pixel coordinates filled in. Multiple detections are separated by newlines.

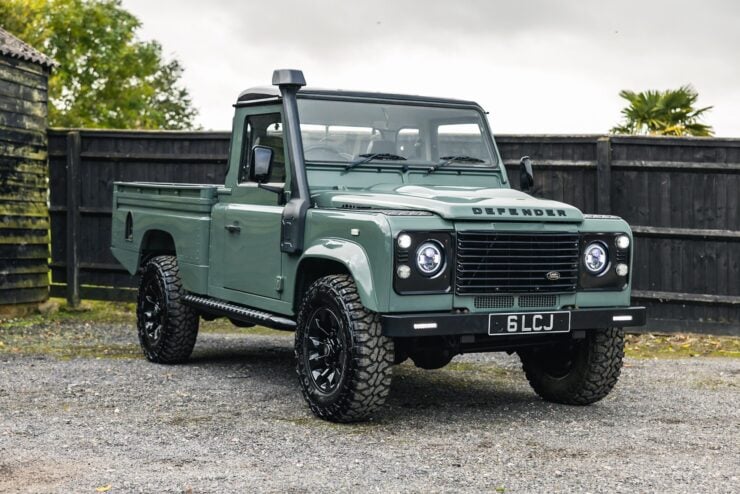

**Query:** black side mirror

left=251, top=145, right=273, bottom=183
left=519, top=155, right=534, bottom=191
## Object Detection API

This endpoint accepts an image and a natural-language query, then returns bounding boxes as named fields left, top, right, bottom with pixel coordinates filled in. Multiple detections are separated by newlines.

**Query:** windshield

left=297, top=98, right=497, bottom=168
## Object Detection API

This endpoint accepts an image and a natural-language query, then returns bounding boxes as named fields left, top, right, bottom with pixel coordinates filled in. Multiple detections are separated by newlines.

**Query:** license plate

left=488, top=311, right=571, bottom=336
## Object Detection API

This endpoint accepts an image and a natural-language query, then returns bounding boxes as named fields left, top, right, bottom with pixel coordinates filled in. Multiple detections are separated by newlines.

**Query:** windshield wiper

left=345, top=153, right=407, bottom=171
left=427, top=155, right=486, bottom=173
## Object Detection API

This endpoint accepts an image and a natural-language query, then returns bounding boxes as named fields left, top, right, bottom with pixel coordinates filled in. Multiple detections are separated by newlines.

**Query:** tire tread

left=520, top=328, right=624, bottom=405
left=137, top=255, right=199, bottom=364
left=295, top=274, right=394, bottom=422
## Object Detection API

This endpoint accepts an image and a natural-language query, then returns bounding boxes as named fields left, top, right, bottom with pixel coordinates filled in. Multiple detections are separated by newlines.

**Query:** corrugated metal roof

left=0, top=27, right=57, bottom=69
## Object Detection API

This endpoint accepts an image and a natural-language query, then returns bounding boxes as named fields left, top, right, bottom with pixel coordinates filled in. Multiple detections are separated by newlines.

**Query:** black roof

left=0, top=28, right=57, bottom=69
left=236, top=86, right=480, bottom=108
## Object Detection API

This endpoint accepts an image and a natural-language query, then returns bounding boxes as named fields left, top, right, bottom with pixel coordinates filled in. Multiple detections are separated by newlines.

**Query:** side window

left=238, top=112, right=286, bottom=184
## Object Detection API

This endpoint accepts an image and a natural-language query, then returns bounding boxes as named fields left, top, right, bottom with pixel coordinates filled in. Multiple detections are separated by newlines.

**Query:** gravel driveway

left=1, top=322, right=738, bottom=493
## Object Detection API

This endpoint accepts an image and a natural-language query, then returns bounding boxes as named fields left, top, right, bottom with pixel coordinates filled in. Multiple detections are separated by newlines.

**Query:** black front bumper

left=380, top=306, right=646, bottom=338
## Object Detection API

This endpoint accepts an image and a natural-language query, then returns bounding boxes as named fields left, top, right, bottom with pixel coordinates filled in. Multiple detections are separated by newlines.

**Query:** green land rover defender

left=111, top=69, right=646, bottom=422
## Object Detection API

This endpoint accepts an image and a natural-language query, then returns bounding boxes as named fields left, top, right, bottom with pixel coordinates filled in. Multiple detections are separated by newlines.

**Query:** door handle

left=225, top=223, right=241, bottom=233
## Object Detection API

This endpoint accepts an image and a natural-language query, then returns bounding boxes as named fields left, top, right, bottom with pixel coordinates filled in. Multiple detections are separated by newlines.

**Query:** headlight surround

left=394, top=231, right=453, bottom=294
left=415, top=241, right=445, bottom=277
left=583, top=241, right=609, bottom=275
left=579, top=233, right=631, bottom=290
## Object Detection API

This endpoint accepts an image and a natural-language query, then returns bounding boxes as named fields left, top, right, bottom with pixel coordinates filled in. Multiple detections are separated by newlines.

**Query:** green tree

left=611, top=85, right=713, bottom=137
left=1, top=0, right=198, bottom=129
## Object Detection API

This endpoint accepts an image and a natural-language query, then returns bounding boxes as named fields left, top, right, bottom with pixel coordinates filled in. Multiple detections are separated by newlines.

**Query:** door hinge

left=275, top=276, right=284, bottom=293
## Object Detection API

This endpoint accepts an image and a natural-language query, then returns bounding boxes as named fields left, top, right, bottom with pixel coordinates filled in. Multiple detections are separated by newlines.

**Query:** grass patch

left=625, top=333, right=740, bottom=359
left=0, top=298, right=137, bottom=329
left=0, top=298, right=289, bottom=360
left=0, top=298, right=289, bottom=335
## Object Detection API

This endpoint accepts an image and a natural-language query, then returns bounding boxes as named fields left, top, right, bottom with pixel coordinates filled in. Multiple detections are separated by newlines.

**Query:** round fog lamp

left=416, top=242, right=444, bottom=276
left=397, top=234, right=412, bottom=249
left=616, top=235, right=630, bottom=249
left=396, top=265, right=411, bottom=279
left=615, top=263, right=629, bottom=276
left=584, top=242, right=608, bottom=275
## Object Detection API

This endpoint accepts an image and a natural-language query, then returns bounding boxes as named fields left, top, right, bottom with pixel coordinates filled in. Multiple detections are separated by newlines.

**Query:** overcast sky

left=122, top=0, right=739, bottom=136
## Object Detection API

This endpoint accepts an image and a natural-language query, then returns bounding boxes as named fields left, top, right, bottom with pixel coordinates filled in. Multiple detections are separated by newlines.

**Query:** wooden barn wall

left=0, top=54, right=50, bottom=308
left=47, top=130, right=739, bottom=334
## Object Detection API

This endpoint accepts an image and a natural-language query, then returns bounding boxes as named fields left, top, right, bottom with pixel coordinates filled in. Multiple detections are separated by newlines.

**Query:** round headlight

left=584, top=242, right=609, bottom=275
left=415, top=241, right=444, bottom=276
left=616, top=234, right=630, bottom=249
left=397, top=233, right=412, bottom=249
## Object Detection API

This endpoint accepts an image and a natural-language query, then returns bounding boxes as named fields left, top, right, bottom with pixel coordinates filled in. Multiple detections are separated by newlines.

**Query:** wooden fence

left=47, top=129, right=740, bottom=334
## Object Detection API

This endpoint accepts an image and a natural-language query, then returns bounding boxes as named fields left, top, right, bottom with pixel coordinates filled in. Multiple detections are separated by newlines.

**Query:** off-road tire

left=295, top=275, right=394, bottom=422
left=136, top=255, right=199, bottom=364
left=518, top=328, right=624, bottom=405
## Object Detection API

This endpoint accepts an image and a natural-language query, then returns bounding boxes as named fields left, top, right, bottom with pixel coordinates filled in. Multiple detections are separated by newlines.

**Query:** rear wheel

left=136, top=255, right=199, bottom=364
left=295, top=275, right=394, bottom=422
left=518, top=328, right=624, bottom=405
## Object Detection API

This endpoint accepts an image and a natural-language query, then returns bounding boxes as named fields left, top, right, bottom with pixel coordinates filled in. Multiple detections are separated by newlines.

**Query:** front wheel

left=295, top=275, right=394, bottom=422
left=518, top=328, right=624, bottom=405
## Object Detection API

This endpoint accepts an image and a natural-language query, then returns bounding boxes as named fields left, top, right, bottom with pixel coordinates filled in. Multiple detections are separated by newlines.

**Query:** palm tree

left=611, top=85, right=713, bottom=136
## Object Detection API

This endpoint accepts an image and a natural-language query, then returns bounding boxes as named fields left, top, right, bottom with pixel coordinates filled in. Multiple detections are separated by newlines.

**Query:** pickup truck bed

left=111, top=182, right=220, bottom=295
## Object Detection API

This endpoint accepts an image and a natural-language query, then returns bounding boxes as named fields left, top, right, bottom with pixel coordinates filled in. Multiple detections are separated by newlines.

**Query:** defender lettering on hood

left=472, top=207, right=568, bottom=218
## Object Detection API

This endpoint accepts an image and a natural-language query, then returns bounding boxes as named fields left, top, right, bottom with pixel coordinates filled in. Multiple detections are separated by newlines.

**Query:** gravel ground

left=1, top=323, right=738, bottom=493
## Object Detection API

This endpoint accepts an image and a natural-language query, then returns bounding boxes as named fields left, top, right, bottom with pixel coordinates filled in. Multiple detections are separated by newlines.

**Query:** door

left=221, top=108, right=287, bottom=299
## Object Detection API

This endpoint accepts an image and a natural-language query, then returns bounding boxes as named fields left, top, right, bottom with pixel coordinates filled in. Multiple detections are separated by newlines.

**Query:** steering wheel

left=304, top=145, right=347, bottom=161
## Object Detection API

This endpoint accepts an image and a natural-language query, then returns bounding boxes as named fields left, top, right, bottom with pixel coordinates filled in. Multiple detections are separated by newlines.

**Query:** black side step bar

left=183, top=294, right=296, bottom=331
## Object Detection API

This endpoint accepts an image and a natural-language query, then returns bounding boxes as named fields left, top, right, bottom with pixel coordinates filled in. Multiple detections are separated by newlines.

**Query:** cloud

left=123, top=0, right=740, bottom=135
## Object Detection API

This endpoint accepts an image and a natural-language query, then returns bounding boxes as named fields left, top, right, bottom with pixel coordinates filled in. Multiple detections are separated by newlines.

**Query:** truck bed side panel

left=111, top=182, right=218, bottom=295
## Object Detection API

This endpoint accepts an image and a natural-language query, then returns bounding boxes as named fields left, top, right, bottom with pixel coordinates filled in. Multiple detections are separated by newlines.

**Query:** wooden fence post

left=65, top=131, right=81, bottom=307
left=596, top=136, right=612, bottom=214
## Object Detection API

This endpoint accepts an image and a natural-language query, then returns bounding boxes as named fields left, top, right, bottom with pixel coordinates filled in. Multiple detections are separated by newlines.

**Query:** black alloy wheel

left=295, top=275, right=394, bottom=422
left=139, top=276, right=166, bottom=347
left=304, top=306, right=348, bottom=395
left=136, top=255, right=199, bottom=364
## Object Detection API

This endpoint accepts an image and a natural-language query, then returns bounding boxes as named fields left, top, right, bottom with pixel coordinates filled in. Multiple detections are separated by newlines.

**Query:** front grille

left=519, top=294, right=557, bottom=308
left=474, top=295, right=515, bottom=309
left=456, top=232, right=579, bottom=294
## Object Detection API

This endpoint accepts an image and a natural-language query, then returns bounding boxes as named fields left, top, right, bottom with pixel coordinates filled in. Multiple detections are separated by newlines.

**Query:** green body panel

left=312, top=184, right=582, bottom=222
left=111, top=182, right=216, bottom=293
left=110, top=95, right=636, bottom=321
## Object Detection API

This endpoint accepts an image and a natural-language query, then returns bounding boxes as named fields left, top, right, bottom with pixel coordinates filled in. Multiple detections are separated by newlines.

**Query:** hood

left=313, top=184, right=583, bottom=222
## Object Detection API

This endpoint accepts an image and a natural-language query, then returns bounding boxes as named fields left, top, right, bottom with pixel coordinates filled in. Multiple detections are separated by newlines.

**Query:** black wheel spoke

left=139, top=277, right=166, bottom=346
left=304, top=306, right=346, bottom=394
left=313, top=316, right=332, bottom=337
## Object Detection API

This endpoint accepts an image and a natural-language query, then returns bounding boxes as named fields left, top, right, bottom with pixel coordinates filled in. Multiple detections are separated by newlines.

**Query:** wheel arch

left=295, top=242, right=379, bottom=312
left=139, top=229, right=177, bottom=268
